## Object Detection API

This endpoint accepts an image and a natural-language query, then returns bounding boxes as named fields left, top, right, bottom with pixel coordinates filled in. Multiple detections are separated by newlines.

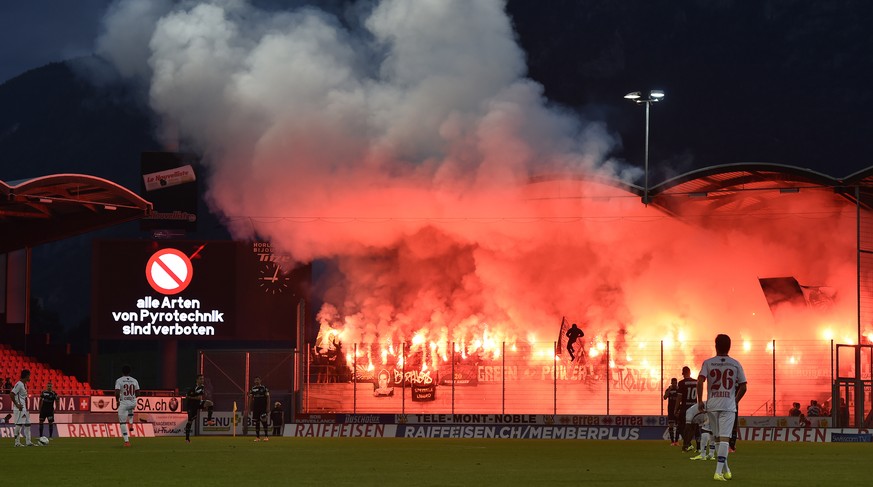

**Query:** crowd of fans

left=788, top=398, right=854, bottom=427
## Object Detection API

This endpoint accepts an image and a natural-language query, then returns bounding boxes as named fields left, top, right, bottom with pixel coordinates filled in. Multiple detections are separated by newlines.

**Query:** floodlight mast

left=625, top=90, right=665, bottom=205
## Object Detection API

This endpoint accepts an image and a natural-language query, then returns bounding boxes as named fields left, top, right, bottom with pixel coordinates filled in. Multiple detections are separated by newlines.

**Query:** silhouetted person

left=271, top=401, right=284, bottom=436
left=677, top=366, right=698, bottom=451
left=663, top=377, right=679, bottom=445
left=838, top=398, right=850, bottom=427
left=806, top=399, right=821, bottom=417
left=566, top=324, right=584, bottom=361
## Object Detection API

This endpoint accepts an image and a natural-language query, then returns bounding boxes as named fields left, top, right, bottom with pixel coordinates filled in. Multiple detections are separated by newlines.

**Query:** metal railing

left=302, top=339, right=845, bottom=417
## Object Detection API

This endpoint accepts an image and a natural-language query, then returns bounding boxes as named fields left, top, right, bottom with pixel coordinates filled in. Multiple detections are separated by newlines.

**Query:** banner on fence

left=439, top=365, right=479, bottom=386
left=140, top=413, right=188, bottom=436
left=411, top=383, right=436, bottom=402
left=738, top=416, right=832, bottom=428
left=199, top=411, right=282, bottom=435
left=398, top=425, right=653, bottom=439
left=200, top=411, right=244, bottom=435
left=57, top=423, right=155, bottom=438
left=0, top=395, right=91, bottom=413
left=284, top=423, right=396, bottom=437
left=90, top=395, right=185, bottom=414
left=0, top=424, right=42, bottom=438
left=738, top=427, right=871, bottom=442
left=831, top=433, right=873, bottom=442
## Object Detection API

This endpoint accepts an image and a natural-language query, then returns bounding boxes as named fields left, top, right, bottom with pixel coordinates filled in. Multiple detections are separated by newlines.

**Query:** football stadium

left=1, top=165, right=872, bottom=485
left=1, top=2, right=872, bottom=485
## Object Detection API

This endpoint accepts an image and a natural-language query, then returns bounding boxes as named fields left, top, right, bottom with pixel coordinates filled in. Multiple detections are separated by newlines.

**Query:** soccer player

left=38, top=381, right=60, bottom=439
left=697, top=334, right=747, bottom=482
left=10, top=369, right=35, bottom=447
left=184, top=374, right=214, bottom=443
left=248, top=376, right=271, bottom=441
left=663, top=377, right=679, bottom=445
left=9, top=369, right=39, bottom=446
left=115, top=365, right=140, bottom=447
left=685, top=403, right=715, bottom=460
left=676, top=366, right=698, bottom=451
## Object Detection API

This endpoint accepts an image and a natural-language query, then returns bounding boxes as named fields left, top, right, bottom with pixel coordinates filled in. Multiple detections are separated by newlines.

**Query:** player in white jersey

left=697, top=334, right=747, bottom=482
left=685, top=403, right=715, bottom=461
left=9, top=369, right=39, bottom=446
left=10, top=369, right=36, bottom=447
left=114, top=365, right=140, bottom=447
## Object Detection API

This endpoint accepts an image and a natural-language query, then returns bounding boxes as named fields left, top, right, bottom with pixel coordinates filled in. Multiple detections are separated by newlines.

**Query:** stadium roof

left=0, top=174, right=152, bottom=253
left=542, top=162, right=873, bottom=216
left=2, top=164, right=872, bottom=254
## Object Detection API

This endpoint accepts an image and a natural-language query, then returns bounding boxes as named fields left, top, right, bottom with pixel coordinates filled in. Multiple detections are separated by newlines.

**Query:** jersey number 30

left=123, top=384, right=136, bottom=396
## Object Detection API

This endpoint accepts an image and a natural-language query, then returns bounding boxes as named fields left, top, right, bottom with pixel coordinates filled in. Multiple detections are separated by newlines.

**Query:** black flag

left=556, top=317, right=570, bottom=356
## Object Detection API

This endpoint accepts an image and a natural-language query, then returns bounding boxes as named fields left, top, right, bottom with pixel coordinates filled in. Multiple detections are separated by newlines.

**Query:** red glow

left=297, top=183, right=859, bottom=414
left=114, top=0, right=863, bottom=413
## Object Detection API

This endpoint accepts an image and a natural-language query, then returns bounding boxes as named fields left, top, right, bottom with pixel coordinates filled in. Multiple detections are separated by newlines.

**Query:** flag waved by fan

left=556, top=317, right=585, bottom=362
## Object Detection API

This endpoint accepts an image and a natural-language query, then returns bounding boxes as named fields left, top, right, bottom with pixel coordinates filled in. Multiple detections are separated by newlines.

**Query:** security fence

left=199, top=349, right=296, bottom=430
left=302, top=339, right=872, bottom=426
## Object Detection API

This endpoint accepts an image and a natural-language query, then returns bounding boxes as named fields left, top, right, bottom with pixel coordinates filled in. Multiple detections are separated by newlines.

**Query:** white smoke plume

left=97, top=0, right=861, bottom=403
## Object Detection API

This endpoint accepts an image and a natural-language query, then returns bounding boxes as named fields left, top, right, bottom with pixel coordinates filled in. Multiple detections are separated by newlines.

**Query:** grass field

left=7, top=437, right=869, bottom=486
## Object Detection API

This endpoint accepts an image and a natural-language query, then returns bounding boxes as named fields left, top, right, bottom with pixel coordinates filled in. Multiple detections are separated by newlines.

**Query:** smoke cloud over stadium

left=97, top=0, right=862, bottom=389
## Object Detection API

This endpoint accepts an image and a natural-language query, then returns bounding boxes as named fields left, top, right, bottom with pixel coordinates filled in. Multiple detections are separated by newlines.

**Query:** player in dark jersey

left=270, top=401, right=284, bottom=437
left=184, top=374, right=214, bottom=443
left=38, top=381, right=60, bottom=438
left=663, top=377, right=679, bottom=445
left=676, top=366, right=699, bottom=451
left=248, top=376, right=271, bottom=441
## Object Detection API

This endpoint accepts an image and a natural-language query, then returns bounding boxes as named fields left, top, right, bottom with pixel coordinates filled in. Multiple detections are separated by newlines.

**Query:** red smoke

left=98, top=0, right=866, bottom=413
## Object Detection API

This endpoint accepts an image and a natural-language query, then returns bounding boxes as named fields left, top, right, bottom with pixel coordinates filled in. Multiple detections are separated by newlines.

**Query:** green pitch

left=9, top=437, right=869, bottom=486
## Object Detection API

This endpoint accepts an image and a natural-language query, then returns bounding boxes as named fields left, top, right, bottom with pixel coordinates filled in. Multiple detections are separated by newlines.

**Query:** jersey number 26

left=708, top=368, right=735, bottom=391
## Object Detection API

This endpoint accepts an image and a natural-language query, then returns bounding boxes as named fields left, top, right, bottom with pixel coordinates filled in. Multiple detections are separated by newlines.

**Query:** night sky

left=1, top=1, right=872, bottom=178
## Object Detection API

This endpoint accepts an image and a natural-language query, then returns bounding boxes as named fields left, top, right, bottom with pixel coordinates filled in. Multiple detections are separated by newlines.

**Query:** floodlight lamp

left=624, top=91, right=641, bottom=100
left=104, top=204, right=118, bottom=211
left=650, top=90, right=665, bottom=100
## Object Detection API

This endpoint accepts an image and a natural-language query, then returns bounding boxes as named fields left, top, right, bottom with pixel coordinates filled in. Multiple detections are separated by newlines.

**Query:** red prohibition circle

left=145, top=248, right=194, bottom=295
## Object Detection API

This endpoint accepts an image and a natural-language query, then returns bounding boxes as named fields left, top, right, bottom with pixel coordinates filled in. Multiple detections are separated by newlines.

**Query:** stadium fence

left=302, top=339, right=870, bottom=425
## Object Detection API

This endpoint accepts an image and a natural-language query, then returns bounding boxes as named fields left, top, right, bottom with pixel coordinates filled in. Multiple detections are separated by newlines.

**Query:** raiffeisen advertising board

left=92, top=241, right=308, bottom=341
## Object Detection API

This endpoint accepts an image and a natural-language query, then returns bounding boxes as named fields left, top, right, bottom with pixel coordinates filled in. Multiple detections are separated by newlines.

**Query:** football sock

left=207, top=406, right=214, bottom=420
left=23, top=425, right=32, bottom=444
left=715, top=441, right=729, bottom=474
left=48, top=421, right=54, bottom=437
left=700, top=432, right=711, bottom=455
left=256, top=421, right=261, bottom=438
left=121, top=422, right=130, bottom=442
left=39, top=422, right=44, bottom=437
left=13, top=425, right=21, bottom=443
left=185, top=421, right=192, bottom=440
left=263, top=420, right=269, bottom=437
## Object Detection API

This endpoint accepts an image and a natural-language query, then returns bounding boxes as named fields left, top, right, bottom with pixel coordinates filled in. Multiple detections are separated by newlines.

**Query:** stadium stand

left=0, top=343, right=91, bottom=395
